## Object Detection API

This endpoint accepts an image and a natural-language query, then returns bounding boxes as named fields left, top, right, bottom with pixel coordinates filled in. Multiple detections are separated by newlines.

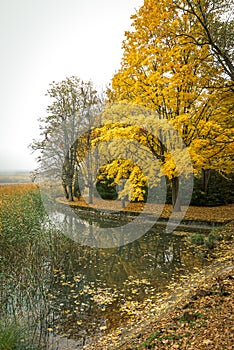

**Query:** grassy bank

left=0, top=184, right=51, bottom=349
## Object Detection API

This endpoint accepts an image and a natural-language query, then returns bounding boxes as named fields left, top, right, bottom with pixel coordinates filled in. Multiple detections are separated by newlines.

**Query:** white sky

left=0, top=0, right=142, bottom=171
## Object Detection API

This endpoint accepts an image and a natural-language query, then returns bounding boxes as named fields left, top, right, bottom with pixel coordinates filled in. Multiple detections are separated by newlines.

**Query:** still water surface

left=2, top=208, right=209, bottom=349
left=46, top=208, right=209, bottom=348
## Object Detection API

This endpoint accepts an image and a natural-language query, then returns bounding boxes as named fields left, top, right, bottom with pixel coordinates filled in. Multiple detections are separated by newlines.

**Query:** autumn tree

left=107, top=0, right=234, bottom=210
left=173, top=0, right=234, bottom=86
left=91, top=106, right=193, bottom=212
left=30, top=76, right=102, bottom=201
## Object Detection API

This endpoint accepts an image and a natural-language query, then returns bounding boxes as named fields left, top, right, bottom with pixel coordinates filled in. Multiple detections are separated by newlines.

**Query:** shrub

left=96, top=178, right=118, bottom=200
left=190, top=234, right=205, bottom=245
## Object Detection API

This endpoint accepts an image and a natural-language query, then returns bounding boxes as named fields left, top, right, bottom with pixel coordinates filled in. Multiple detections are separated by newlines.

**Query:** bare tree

left=30, top=76, right=102, bottom=201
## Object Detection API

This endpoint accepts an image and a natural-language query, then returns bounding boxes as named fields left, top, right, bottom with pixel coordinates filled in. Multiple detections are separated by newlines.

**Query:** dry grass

left=0, top=183, right=38, bottom=195
left=0, top=184, right=38, bottom=208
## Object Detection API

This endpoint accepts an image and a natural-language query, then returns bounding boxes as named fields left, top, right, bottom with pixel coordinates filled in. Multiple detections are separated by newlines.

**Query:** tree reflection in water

left=1, top=209, right=208, bottom=349
left=46, top=209, right=207, bottom=345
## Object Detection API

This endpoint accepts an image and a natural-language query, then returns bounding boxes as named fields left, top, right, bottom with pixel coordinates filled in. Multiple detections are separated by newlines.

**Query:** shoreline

left=56, top=197, right=234, bottom=232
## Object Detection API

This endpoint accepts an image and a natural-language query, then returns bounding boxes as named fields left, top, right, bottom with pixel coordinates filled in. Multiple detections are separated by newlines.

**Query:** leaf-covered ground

left=123, top=268, right=234, bottom=350
left=59, top=197, right=234, bottom=223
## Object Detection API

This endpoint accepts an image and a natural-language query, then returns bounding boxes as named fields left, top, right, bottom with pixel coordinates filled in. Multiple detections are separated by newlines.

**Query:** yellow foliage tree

left=105, top=0, right=234, bottom=210
left=92, top=106, right=193, bottom=211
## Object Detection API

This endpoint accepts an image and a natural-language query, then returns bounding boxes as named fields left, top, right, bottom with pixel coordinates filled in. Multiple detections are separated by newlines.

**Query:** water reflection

left=45, top=208, right=207, bottom=347
left=1, top=208, right=208, bottom=349
left=50, top=207, right=137, bottom=248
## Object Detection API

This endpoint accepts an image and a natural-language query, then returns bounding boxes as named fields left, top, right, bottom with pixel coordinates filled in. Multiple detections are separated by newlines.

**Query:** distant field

left=0, top=171, right=33, bottom=184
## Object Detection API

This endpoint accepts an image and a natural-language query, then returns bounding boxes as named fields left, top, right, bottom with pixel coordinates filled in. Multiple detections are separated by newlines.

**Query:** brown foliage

left=124, top=269, right=234, bottom=349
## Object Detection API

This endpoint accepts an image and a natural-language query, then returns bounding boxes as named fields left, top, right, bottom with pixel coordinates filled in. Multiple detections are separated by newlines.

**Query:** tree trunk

left=74, top=170, right=81, bottom=199
left=171, top=176, right=181, bottom=212
left=202, top=169, right=211, bottom=195
left=62, top=154, right=74, bottom=201
left=63, top=184, right=69, bottom=199
left=67, top=183, right=73, bottom=202
left=88, top=182, right=93, bottom=204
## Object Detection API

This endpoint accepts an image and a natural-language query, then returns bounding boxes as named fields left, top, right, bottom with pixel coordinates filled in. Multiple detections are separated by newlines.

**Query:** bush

left=190, top=234, right=205, bottom=245
left=96, top=178, right=118, bottom=200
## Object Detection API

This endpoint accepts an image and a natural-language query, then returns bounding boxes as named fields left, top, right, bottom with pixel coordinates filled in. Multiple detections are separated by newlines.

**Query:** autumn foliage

left=102, top=0, right=234, bottom=207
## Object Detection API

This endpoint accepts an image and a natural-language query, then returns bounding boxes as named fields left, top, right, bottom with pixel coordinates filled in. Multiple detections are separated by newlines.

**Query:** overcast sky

left=0, top=0, right=142, bottom=171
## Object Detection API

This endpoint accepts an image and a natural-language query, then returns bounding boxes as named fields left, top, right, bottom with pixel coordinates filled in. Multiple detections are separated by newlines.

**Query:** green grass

left=0, top=320, right=42, bottom=350
left=190, top=233, right=205, bottom=245
left=190, top=228, right=233, bottom=249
